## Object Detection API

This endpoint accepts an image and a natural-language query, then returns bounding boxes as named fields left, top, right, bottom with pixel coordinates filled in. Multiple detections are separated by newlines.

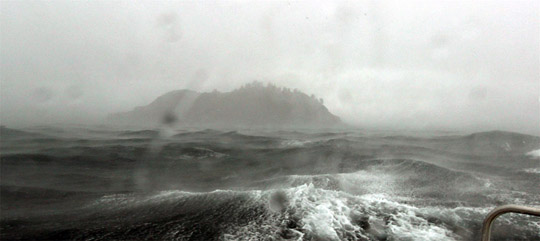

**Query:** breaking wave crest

left=77, top=182, right=537, bottom=241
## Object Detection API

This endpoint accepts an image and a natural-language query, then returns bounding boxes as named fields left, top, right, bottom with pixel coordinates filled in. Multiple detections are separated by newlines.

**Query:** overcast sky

left=1, top=0, right=539, bottom=134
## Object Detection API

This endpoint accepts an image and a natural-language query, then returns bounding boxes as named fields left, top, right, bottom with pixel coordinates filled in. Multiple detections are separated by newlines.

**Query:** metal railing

left=481, top=204, right=540, bottom=241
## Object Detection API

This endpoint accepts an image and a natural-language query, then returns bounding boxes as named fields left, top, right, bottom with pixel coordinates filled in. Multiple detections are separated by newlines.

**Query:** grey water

left=1, top=126, right=539, bottom=240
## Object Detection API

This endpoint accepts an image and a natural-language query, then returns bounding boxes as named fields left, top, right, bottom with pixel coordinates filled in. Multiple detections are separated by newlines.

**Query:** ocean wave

left=83, top=185, right=467, bottom=240
left=3, top=182, right=537, bottom=240
left=250, top=159, right=492, bottom=205
left=280, top=139, right=313, bottom=148
left=226, top=185, right=537, bottom=240
left=100, top=185, right=494, bottom=240
left=118, top=129, right=160, bottom=138
left=526, top=149, right=540, bottom=159
left=2, top=128, right=539, bottom=240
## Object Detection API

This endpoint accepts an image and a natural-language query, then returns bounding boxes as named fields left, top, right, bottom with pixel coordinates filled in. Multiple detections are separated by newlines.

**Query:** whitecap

left=526, top=149, right=540, bottom=159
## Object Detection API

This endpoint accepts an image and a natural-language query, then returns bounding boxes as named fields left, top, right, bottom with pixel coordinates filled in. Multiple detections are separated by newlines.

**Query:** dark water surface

left=1, top=126, right=539, bottom=240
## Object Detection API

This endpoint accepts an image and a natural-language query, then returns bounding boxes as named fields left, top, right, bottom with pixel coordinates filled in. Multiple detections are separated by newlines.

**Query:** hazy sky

left=1, top=0, right=539, bottom=134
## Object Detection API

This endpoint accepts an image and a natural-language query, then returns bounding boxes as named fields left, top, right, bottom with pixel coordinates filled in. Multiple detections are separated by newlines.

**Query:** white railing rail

left=481, top=204, right=540, bottom=241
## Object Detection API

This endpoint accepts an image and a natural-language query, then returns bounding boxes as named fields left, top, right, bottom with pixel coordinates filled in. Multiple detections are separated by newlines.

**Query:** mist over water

left=1, top=0, right=539, bottom=134
left=1, top=0, right=539, bottom=240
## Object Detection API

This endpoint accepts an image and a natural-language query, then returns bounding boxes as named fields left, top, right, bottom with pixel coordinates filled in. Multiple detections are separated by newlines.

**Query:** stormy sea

left=1, top=126, right=539, bottom=241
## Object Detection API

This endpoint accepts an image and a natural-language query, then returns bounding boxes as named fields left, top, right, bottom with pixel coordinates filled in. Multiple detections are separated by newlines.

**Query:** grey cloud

left=156, top=12, right=182, bottom=43
left=0, top=0, right=538, bottom=134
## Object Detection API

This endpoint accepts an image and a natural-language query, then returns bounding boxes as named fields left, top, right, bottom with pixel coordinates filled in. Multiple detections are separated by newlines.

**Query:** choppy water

left=1, top=126, right=539, bottom=240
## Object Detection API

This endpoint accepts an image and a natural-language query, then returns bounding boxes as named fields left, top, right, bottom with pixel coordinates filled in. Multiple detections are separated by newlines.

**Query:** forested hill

left=108, top=82, right=342, bottom=128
